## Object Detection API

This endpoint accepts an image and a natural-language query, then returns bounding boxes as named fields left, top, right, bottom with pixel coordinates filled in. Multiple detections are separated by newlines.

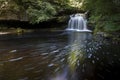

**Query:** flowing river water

left=0, top=29, right=120, bottom=80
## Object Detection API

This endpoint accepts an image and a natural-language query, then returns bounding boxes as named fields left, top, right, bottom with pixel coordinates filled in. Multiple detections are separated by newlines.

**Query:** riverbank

left=0, top=28, right=34, bottom=35
left=0, top=32, right=10, bottom=35
left=0, top=19, right=67, bottom=35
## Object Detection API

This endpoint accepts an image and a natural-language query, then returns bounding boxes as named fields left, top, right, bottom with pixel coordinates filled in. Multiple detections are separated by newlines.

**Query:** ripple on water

left=24, top=67, right=35, bottom=71
left=40, top=53, right=49, bottom=56
left=9, top=50, right=17, bottom=53
left=8, top=57, right=23, bottom=62
left=48, top=63, right=54, bottom=67
left=18, top=77, right=28, bottom=80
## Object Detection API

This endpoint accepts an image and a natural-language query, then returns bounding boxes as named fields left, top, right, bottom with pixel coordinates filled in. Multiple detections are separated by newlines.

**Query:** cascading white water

left=66, top=13, right=92, bottom=32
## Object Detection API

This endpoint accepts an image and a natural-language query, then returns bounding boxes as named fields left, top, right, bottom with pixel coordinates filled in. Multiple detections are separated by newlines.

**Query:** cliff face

left=0, top=11, right=28, bottom=21
left=0, top=0, right=83, bottom=23
left=0, top=1, right=28, bottom=21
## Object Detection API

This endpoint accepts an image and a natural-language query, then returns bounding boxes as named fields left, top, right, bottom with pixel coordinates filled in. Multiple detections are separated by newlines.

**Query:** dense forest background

left=0, top=0, right=120, bottom=34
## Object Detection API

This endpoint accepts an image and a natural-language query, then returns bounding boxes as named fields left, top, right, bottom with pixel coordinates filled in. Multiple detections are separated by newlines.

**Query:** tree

left=82, top=0, right=120, bottom=32
left=12, top=0, right=70, bottom=24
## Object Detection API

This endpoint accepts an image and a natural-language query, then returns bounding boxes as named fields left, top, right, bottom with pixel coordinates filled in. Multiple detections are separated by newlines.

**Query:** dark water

left=0, top=29, right=120, bottom=80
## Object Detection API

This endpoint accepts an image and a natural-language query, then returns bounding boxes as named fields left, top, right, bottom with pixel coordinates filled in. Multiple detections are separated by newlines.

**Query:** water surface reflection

left=68, top=32, right=92, bottom=71
left=0, top=30, right=68, bottom=80
left=0, top=30, right=120, bottom=80
left=67, top=31, right=120, bottom=80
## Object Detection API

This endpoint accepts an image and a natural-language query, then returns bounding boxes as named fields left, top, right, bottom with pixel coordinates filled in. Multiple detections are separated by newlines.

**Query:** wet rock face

left=0, top=11, right=28, bottom=21
left=0, top=1, right=28, bottom=21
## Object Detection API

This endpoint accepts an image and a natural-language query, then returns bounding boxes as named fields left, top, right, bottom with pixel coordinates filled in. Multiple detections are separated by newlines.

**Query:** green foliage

left=26, top=1, right=56, bottom=24
left=104, top=22, right=120, bottom=32
left=17, top=0, right=72, bottom=24
left=0, top=0, right=71, bottom=24
left=82, top=0, right=120, bottom=32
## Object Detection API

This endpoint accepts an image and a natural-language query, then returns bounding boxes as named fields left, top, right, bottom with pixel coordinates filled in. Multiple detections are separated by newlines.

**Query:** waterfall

left=66, top=13, right=92, bottom=32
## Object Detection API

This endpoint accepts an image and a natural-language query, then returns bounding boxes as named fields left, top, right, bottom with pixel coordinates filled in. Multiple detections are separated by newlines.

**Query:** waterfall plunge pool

left=0, top=28, right=120, bottom=80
